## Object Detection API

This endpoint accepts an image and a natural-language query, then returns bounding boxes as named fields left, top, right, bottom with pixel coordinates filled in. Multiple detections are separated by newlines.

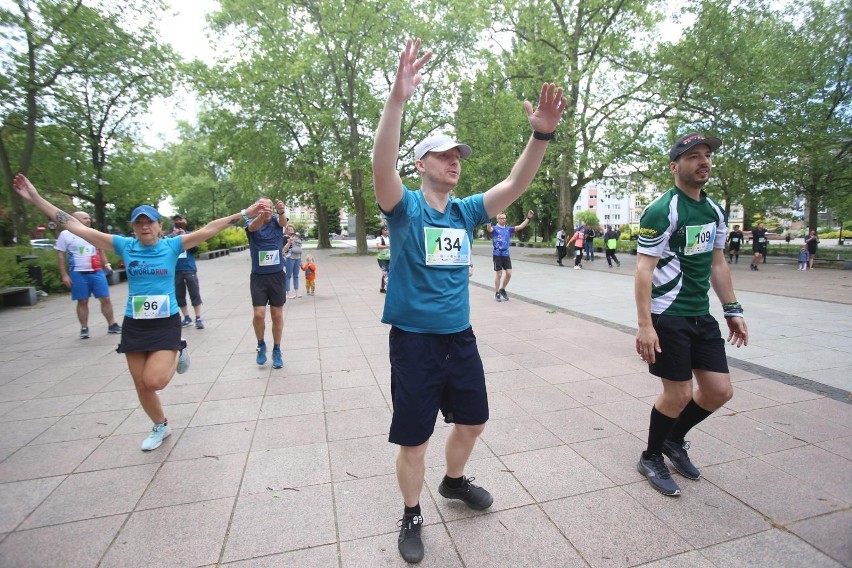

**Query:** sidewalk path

left=0, top=248, right=849, bottom=567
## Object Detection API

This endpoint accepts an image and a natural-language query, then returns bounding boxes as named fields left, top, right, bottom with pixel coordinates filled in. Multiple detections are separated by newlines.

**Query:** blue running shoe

left=80, top=327, right=90, bottom=339
left=141, top=421, right=170, bottom=451
left=176, top=341, right=190, bottom=374
left=107, top=323, right=122, bottom=334
left=272, top=347, right=283, bottom=369
left=195, top=317, right=204, bottom=330
left=181, top=315, right=192, bottom=327
left=256, top=341, right=267, bottom=365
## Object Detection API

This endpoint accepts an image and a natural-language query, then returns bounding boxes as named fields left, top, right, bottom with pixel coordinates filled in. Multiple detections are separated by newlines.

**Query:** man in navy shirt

left=487, top=209, right=533, bottom=302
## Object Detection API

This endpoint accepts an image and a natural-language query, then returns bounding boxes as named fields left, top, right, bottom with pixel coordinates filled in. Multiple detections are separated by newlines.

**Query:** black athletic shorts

left=649, top=314, right=729, bottom=381
left=493, top=255, right=512, bottom=271
left=388, top=326, right=488, bottom=446
left=728, top=243, right=740, bottom=251
left=117, top=313, right=182, bottom=353
left=250, top=271, right=286, bottom=307
left=752, top=245, right=766, bottom=255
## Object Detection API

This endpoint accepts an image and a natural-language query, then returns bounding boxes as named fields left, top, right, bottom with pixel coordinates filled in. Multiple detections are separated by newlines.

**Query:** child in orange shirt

left=301, top=255, right=317, bottom=296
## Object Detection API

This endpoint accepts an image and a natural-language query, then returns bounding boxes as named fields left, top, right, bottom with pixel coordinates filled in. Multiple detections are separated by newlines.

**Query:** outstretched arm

left=483, top=84, right=567, bottom=218
left=182, top=201, right=263, bottom=250
left=514, top=210, right=534, bottom=231
left=373, top=38, right=432, bottom=213
left=13, top=174, right=114, bottom=252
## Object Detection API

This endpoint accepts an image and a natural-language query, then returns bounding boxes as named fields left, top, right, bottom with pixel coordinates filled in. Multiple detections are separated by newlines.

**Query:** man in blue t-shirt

left=372, top=38, right=566, bottom=564
left=246, top=197, right=288, bottom=369
left=486, top=209, right=533, bottom=302
left=169, top=214, right=205, bottom=329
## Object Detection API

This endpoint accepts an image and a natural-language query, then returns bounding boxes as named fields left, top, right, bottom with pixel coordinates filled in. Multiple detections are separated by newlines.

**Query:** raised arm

left=513, top=210, right=534, bottom=231
left=182, top=201, right=263, bottom=250
left=13, top=174, right=114, bottom=252
left=482, top=84, right=567, bottom=218
left=373, top=39, right=432, bottom=213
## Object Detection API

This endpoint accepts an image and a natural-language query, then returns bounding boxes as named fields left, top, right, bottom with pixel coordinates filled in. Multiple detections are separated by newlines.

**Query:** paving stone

left=113, top=402, right=200, bottom=435
left=223, top=485, right=336, bottom=562
left=589, top=398, right=653, bottom=432
left=0, top=476, right=65, bottom=532
left=789, top=397, right=852, bottom=428
left=251, top=414, right=327, bottom=451
left=0, top=394, right=89, bottom=422
left=36, top=374, right=115, bottom=398
left=326, top=407, right=391, bottom=441
left=241, top=443, right=330, bottom=494
left=167, top=421, right=253, bottom=461
left=723, top=386, right=781, bottom=413
left=734, top=378, right=825, bottom=404
left=480, top=416, right=563, bottom=456
left=817, top=436, right=852, bottom=461
left=486, top=391, right=528, bottom=420
left=0, top=381, right=61, bottom=403
left=700, top=528, right=844, bottom=567
left=445, top=505, right=586, bottom=568
left=69, top=389, right=140, bottom=414
left=423, top=424, right=496, bottom=469
left=258, top=391, right=323, bottom=419
left=542, top=487, right=692, bottom=568
left=637, top=551, right=717, bottom=567
left=702, top=457, right=844, bottom=523
left=30, top=408, right=132, bottom=445
left=101, top=498, right=233, bottom=568
left=266, top=373, right=322, bottom=395
left=139, top=453, right=245, bottom=509
left=501, top=445, right=613, bottom=502
left=624, top=479, right=770, bottom=547
left=788, top=509, right=852, bottom=567
left=529, top=363, right=596, bottom=385
left=537, top=406, right=623, bottom=444
left=0, top=416, right=60, bottom=449
left=0, top=514, right=125, bottom=568
left=190, top=396, right=263, bottom=427
left=321, top=368, right=376, bottom=390
left=204, top=378, right=268, bottom=401
left=760, top=444, right=852, bottom=503
left=696, top=413, right=807, bottom=456
left=744, top=405, right=852, bottom=444
left=224, top=544, right=339, bottom=567
left=601, top=372, right=663, bottom=398
left=323, top=385, right=387, bottom=412
left=571, top=432, right=647, bottom=485
left=485, top=368, right=547, bottom=391
left=0, top=438, right=101, bottom=482
left=77, top=430, right=180, bottom=472
left=328, top=434, right=397, bottom=482
left=20, top=463, right=155, bottom=529
left=557, top=378, right=634, bottom=406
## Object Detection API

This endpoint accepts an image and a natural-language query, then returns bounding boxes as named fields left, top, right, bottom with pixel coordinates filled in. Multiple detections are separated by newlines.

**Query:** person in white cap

left=372, top=38, right=566, bottom=564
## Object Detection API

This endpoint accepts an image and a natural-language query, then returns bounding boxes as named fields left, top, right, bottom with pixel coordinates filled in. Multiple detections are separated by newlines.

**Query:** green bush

left=820, top=229, right=852, bottom=239
left=0, top=249, right=30, bottom=289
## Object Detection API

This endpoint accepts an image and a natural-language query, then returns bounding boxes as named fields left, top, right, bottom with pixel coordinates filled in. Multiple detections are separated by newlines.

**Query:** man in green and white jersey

left=634, top=133, right=749, bottom=497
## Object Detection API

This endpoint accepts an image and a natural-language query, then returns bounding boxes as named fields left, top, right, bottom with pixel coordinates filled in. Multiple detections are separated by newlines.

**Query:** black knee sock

left=668, top=399, right=714, bottom=443
left=645, top=406, right=677, bottom=456
left=404, top=503, right=421, bottom=516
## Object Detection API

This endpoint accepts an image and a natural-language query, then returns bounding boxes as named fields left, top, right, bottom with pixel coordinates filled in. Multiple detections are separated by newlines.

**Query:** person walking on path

left=566, top=224, right=585, bottom=270
left=584, top=224, right=597, bottom=261
left=604, top=225, right=621, bottom=268
left=797, top=244, right=810, bottom=271
left=169, top=214, right=205, bottom=329
left=555, top=225, right=568, bottom=266
left=301, top=254, right=317, bottom=296
left=15, top=173, right=260, bottom=451
left=376, top=225, right=391, bottom=293
left=283, top=225, right=302, bottom=298
left=247, top=198, right=288, bottom=369
left=487, top=209, right=533, bottom=301
left=727, top=224, right=744, bottom=264
left=372, top=38, right=566, bottom=564
left=54, top=211, right=121, bottom=339
left=750, top=222, right=767, bottom=270
left=634, top=133, right=748, bottom=497
left=805, top=229, right=820, bottom=269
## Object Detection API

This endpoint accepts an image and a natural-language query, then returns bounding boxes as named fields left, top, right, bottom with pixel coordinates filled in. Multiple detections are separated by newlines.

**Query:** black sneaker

left=80, top=327, right=89, bottom=339
left=637, top=452, right=681, bottom=496
left=107, top=323, right=122, bottom=334
left=495, top=293, right=502, bottom=302
left=397, top=513, right=424, bottom=564
left=662, top=439, right=701, bottom=480
left=438, top=476, right=493, bottom=510
left=499, top=288, right=509, bottom=301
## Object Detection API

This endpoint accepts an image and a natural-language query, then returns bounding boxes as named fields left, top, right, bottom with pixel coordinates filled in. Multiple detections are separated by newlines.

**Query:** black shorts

left=728, top=243, right=740, bottom=251
left=493, top=255, right=512, bottom=271
left=388, top=326, right=488, bottom=446
left=117, top=314, right=182, bottom=353
left=649, top=314, right=729, bottom=381
left=250, top=271, right=286, bottom=307
left=752, top=245, right=766, bottom=255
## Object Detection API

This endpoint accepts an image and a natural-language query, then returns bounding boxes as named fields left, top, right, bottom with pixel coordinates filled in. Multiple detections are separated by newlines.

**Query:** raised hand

left=274, top=199, right=286, bottom=215
left=12, top=174, right=39, bottom=202
left=523, top=83, right=568, bottom=135
left=527, top=210, right=535, bottom=219
left=390, top=38, right=432, bottom=105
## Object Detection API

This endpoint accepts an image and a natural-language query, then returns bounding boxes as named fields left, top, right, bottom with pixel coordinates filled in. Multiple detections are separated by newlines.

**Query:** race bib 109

left=684, top=222, right=716, bottom=256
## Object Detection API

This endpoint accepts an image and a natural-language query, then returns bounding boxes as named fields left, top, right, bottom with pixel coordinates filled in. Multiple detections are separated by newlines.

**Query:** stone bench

left=107, top=269, right=127, bottom=285
left=229, top=245, right=247, bottom=253
left=198, top=249, right=230, bottom=260
left=0, top=286, right=38, bottom=307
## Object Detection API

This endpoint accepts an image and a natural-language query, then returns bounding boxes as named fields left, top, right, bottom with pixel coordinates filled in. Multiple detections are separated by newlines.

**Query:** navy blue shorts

left=388, top=326, right=488, bottom=446
left=649, top=314, right=729, bottom=381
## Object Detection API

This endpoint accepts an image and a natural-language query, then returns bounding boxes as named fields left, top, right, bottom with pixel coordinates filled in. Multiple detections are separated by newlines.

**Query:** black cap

left=669, top=133, right=722, bottom=162
left=172, top=213, right=184, bottom=219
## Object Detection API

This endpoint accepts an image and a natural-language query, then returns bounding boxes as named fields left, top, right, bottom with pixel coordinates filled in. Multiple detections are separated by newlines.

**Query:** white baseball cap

left=414, top=134, right=472, bottom=160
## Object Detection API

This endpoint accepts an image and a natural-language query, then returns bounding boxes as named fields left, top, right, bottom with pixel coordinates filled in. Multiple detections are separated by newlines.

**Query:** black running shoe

left=397, top=513, right=424, bottom=564
left=662, top=439, right=701, bottom=480
left=438, top=476, right=493, bottom=510
left=637, top=452, right=681, bottom=496
left=495, top=293, right=502, bottom=302
left=499, top=288, right=509, bottom=301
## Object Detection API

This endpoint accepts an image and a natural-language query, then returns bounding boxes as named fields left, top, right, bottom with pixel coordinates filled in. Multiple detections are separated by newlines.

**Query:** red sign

left=36, top=224, right=46, bottom=231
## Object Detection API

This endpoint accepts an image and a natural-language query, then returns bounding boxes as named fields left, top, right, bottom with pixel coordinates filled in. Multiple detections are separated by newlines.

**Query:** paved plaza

left=0, top=246, right=850, bottom=567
